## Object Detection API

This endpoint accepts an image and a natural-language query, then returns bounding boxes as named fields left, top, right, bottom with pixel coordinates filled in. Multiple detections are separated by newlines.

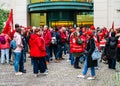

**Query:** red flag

left=2, top=9, right=13, bottom=34
left=112, top=21, right=114, bottom=30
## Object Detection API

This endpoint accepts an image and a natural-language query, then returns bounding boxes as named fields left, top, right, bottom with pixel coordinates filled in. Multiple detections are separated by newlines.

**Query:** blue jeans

left=69, top=53, right=74, bottom=65
left=83, top=59, right=95, bottom=76
left=13, top=52, right=21, bottom=72
left=63, top=43, right=67, bottom=55
left=32, top=57, right=46, bottom=74
left=1, top=49, right=9, bottom=64
left=45, top=46, right=50, bottom=62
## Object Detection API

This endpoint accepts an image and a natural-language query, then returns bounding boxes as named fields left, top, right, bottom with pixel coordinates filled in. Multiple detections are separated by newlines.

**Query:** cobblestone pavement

left=0, top=54, right=120, bottom=86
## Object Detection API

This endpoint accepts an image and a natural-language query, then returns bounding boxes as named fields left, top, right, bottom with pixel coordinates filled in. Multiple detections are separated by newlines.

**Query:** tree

left=0, top=9, right=9, bottom=32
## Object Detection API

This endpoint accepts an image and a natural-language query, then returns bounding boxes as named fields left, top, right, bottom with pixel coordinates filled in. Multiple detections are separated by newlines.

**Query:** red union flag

left=112, top=21, right=114, bottom=30
left=2, top=9, right=13, bottom=34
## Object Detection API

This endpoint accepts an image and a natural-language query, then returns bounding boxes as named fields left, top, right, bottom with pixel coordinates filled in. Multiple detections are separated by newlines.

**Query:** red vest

left=70, top=36, right=84, bottom=53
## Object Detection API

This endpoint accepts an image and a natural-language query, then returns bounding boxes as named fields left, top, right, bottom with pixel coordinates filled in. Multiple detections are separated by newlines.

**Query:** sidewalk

left=0, top=54, right=119, bottom=86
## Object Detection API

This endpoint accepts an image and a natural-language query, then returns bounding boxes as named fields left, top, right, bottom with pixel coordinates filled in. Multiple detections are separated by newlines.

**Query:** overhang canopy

left=28, top=2, right=93, bottom=13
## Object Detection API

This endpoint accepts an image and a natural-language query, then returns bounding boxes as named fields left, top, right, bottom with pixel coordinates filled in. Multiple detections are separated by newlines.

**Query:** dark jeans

left=63, top=43, right=67, bottom=55
left=50, top=44, right=58, bottom=60
left=19, top=50, right=25, bottom=72
left=74, top=57, right=80, bottom=68
left=45, top=46, right=50, bottom=62
left=56, top=44, right=62, bottom=59
left=9, top=48, right=12, bottom=61
left=32, top=57, right=46, bottom=74
left=108, top=58, right=116, bottom=69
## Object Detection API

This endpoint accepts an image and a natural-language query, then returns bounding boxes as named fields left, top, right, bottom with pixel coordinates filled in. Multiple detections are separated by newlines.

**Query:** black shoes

left=20, top=69, right=26, bottom=73
left=74, top=66, right=81, bottom=69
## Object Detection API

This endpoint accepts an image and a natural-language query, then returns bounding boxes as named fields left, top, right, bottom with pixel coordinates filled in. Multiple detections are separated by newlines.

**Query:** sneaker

left=41, top=71, right=48, bottom=75
left=87, top=76, right=95, bottom=80
left=43, top=71, right=48, bottom=75
left=45, top=69, right=49, bottom=73
left=77, top=75, right=85, bottom=78
left=15, top=72, right=23, bottom=75
left=34, top=74, right=39, bottom=77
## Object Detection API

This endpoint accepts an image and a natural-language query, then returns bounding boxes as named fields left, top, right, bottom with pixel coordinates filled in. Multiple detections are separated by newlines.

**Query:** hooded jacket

left=29, top=34, right=47, bottom=58
left=0, top=33, right=11, bottom=49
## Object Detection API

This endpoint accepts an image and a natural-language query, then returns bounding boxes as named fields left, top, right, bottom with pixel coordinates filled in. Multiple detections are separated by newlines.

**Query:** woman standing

left=77, top=30, right=97, bottom=80
left=70, top=27, right=85, bottom=69
left=13, top=28, right=23, bottom=75
left=29, top=28, right=47, bottom=77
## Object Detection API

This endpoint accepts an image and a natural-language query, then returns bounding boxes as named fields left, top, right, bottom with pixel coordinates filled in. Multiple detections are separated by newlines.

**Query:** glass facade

left=30, top=0, right=93, bottom=27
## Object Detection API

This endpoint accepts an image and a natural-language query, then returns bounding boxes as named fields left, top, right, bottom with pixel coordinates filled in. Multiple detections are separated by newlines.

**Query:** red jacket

left=43, top=30, right=52, bottom=46
left=60, top=31, right=67, bottom=43
left=80, top=34, right=87, bottom=49
left=70, top=35, right=84, bottom=53
left=29, top=34, right=47, bottom=58
left=0, top=33, right=11, bottom=49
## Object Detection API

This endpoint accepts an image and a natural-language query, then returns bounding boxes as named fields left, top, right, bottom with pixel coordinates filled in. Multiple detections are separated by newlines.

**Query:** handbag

left=92, top=46, right=101, bottom=60
left=76, top=37, right=83, bottom=45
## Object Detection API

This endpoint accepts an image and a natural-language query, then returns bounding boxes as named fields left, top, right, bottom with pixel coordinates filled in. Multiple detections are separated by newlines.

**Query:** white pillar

left=94, top=0, right=120, bottom=29
left=94, top=0, right=108, bottom=28
left=12, top=0, right=28, bottom=27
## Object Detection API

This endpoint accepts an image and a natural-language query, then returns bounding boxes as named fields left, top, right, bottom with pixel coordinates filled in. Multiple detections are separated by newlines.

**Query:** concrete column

left=94, top=0, right=120, bottom=29
left=94, top=0, right=108, bottom=28
left=12, top=0, right=28, bottom=27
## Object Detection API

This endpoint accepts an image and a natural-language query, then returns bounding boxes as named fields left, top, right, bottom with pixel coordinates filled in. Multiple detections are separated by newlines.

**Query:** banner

left=2, top=9, right=13, bottom=34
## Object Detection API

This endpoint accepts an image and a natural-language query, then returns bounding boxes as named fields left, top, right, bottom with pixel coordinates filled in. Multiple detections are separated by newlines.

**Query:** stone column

left=12, top=0, right=28, bottom=27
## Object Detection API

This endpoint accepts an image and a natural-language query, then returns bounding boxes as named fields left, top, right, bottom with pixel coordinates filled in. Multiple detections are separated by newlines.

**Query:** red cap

left=90, top=25, right=95, bottom=30
left=87, top=30, right=93, bottom=36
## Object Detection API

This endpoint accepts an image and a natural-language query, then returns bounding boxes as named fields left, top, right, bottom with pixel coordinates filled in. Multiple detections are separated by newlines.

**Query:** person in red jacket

left=43, top=25, right=52, bottom=64
left=70, top=27, right=85, bottom=69
left=29, top=28, right=47, bottom=77
left=0, top=32, right=11, bottom=64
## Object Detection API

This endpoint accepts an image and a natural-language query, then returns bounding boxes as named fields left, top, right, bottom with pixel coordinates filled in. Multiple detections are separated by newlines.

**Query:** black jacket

left=106, top=36, right=118, bottom=59
left=86, top=37, right=97, bottom=68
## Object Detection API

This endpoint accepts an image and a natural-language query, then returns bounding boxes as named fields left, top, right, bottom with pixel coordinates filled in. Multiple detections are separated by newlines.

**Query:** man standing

left=43, top=25, right=52, bottom=64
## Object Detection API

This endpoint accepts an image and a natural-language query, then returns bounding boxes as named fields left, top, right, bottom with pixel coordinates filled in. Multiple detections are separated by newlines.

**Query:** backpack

left=10, top=40, right=17, bottom=50
left=51, top=32, right=57, bottom=45
left=0, top=36, right=6, bottom=44
left=76, top=37, right=83, bottom=45
left=109, top=38, right=117, bottom=49
left=51, top=37, right=57, bottom=44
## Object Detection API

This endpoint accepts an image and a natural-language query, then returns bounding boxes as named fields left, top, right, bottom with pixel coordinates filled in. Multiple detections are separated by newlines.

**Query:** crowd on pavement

left=0, top=24, right=120, bottom=80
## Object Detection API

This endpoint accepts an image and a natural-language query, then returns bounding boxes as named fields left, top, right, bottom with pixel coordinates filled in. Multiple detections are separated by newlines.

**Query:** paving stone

left=0, top=54, right=119, bottom=86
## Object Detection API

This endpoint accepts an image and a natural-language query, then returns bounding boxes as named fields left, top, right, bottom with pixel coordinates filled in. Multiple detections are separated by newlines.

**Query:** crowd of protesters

left=0, top=23, right=120, bottom=79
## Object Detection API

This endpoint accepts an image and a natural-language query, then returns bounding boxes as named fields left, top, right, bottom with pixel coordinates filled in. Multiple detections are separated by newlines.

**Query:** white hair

left=32, top=26, right=36, bottom=32
left=44, top=25, right=48, bottom=29
left=62, top=27, right=66, bottom=31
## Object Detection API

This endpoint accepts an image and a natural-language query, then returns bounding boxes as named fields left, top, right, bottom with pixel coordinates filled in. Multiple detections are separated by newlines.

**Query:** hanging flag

left=112, top=21, right=114, bottom=30
left=2, top=9, right=13, bottom=34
